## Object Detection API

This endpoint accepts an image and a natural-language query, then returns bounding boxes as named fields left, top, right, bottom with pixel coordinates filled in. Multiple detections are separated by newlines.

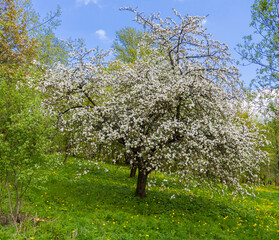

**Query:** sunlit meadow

left=1, top=157, right=278, bottom=239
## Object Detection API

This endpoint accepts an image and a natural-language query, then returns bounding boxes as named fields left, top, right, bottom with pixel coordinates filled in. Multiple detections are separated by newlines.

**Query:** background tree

left=0, top=0, right=65, bottom=227
left=41, top=9, right=267, bottom=198
left=112, top=27, right=143, bottom=63
left=263, top=114, right=279, bottom=185
left=237, top=0, right=279, bottom=185
left=237, top=0, right=279, bottom=89
left=0, top=79, right=53, bottom=227
left=0, top=0, right=38, bottom=76
left=241, top=89, right=279, bottom=185
left=0, top=0, right=67, bottom=78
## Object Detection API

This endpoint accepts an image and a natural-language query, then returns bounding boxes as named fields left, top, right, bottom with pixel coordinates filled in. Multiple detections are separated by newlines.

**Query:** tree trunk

left=125, top=152, right=137, bottom=178
left=130, top=164, right=137, bottom=178
left=63, top=153, right=69, bottom=164
left=135, top=169, right=148, bottom=198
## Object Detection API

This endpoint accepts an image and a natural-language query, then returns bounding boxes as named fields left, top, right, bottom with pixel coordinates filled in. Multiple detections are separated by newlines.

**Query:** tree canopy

left=0, top=0, right=64, bottom=225
left=40, top=8, right=267, bottom=198
left=238, top=0, right=279, bottom=89
left=112, top=27, right=143, bottom=63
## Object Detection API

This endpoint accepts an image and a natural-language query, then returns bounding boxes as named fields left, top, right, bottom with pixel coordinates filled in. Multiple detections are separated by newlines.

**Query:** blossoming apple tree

left=40, top=9, right=267, bottom=198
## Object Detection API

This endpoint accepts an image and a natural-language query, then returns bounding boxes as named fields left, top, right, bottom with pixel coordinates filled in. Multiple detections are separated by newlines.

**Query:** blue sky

left=32, top=0, right=256, bottom=87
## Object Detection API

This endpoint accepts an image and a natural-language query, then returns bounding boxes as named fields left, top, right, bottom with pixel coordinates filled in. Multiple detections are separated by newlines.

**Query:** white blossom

left=39, top=9, right=268, bottom=196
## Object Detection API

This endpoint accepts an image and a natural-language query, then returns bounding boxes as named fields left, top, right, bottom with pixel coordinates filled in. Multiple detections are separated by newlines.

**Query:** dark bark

left=135, top=169, right=148, bottom=198
left=125, top=152, right=137, bottom=178
left=63, top=136, right=71, bottom=163
left=130, top=164, right=137, bottom=178
left=63, top=153, right=69, bottom=163
left=124, top=152, right=131, bottom=165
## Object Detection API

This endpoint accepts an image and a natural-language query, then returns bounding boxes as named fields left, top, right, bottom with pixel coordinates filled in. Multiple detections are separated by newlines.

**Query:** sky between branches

left=32, top=0, right=256, bottom=87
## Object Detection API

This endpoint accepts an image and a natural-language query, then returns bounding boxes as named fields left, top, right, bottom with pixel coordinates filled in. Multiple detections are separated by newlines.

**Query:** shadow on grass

left=20, top=160, right=279, bottom=240
left=35, top=161, right=246, bottom=222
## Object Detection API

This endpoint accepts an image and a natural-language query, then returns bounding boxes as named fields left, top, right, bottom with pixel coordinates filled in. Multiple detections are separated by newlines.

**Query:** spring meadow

left=0, top=0, right=279, bottom=239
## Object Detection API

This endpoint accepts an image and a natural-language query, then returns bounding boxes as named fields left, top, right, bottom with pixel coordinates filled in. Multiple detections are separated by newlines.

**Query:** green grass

left=0, top=157, right=278, bottom=239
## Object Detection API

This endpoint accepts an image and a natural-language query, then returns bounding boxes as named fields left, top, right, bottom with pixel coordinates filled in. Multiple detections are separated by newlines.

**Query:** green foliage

left=0, top=0, right=67, bottom=79
left=0, top=0, right=66, bottom=227
left=1, top=158, right=278, bottom=239
left=259, top=110, right=279, bottom=184
left=238, top=0, right=279, bottom=182
left=0, top=76, right=54, bottom=224
left=112, top=27, right=143, bottom=63
left=237, top=0, right=279, bottom=89
left=19, top=0, right=68, bottom=66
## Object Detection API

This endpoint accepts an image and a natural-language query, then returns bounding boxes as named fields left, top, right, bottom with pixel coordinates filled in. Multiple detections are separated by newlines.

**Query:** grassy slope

left=0, top=158, right=278, bottom=240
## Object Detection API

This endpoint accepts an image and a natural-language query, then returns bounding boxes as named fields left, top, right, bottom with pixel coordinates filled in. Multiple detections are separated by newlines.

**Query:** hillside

left=0, top=158, right=278, bottom=240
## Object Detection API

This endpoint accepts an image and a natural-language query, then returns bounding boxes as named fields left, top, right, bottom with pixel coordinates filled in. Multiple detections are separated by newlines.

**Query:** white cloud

left=95, top=29, right=108, bottom=40
left=76, top=0, right=98, bottom=6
